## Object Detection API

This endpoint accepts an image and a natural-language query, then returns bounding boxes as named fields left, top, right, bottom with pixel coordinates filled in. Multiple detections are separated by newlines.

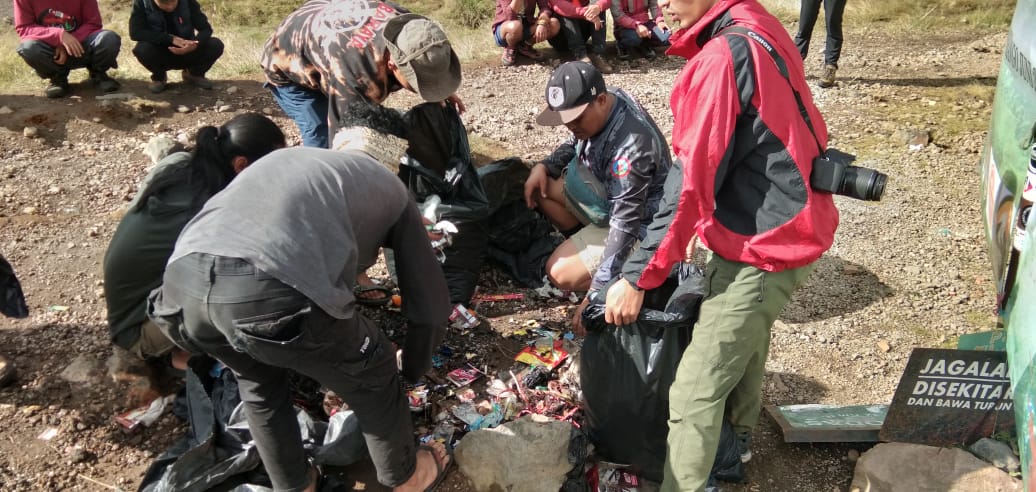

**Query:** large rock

left=454, top=414, right=573, bottom=492
left=59, top=355, right=104, bottom=385
left=143, top=135, right=184, bottom=165
left=850, top=442, right=1021, bottom=492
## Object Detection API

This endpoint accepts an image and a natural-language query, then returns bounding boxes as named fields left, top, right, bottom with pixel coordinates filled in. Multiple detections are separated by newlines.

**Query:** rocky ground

left=0, top=22, right=1012, bottom=492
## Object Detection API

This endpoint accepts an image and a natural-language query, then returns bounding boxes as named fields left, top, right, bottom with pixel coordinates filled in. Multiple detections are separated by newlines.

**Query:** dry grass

left=0, top=0, right=1016, bottom=91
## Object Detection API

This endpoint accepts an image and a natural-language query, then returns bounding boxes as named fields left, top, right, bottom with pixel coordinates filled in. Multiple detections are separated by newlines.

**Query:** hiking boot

left=45, top=75, right=69, bottom=98
left=819, top=64, right=837, bottom=88
left=148, top=79, right=168, bottom=94
left=517, top=42, right=544, bottom=61
left=587, top=52, right=614, bottom=74
left=501, top=48, right=517, bottom=66
left=643, top=46, right=657, bottom=60
left=0, top=354, right=15, bottom=387
left=183, top=71, right=214, bottom=90
left=616, top=44, right=631, bottom=60
left=737, top=433, right=752, bottom=463
left=91, top=72, right=121, bottom=93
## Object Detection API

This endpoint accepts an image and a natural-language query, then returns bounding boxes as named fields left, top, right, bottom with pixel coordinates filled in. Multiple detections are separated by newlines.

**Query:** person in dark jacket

left=604, top=0, right=838, bottom=490
left=128, top=0, right=223, bottom=93
left=526, top=61, right=670, bottom=331
left=104, top=114, right=285, bottom=364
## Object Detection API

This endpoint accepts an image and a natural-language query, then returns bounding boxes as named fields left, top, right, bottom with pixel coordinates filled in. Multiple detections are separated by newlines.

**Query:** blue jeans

left=616, top=22, right=666, bottom=49
left=266, top=83, right=330, bottom=148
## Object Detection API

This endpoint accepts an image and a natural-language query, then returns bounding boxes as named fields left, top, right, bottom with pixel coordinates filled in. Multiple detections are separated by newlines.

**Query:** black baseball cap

left=535, top=61, right=606, bottom=126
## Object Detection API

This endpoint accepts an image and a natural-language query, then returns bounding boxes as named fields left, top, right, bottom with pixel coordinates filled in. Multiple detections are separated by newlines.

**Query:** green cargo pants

left=661, top=254, right=814, bottom=492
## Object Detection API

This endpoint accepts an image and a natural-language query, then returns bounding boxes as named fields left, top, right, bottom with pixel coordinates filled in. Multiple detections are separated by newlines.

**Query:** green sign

left=765, top=404, right=888, bottom=443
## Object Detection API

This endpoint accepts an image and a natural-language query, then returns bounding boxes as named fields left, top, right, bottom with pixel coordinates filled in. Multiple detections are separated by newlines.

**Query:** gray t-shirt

left=170, top=147, right=445, bottom=323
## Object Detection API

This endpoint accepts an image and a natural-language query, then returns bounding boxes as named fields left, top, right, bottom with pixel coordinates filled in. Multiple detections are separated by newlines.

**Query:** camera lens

left=840, top=166, right=887, bottom=201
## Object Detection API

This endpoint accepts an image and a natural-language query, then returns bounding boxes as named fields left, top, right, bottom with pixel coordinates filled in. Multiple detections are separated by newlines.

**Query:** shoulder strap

left=719, top=26, right=823, bottom=154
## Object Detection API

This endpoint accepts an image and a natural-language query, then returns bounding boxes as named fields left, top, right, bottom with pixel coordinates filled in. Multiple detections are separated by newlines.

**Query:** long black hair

left=134, top=113, right=286, bottom=212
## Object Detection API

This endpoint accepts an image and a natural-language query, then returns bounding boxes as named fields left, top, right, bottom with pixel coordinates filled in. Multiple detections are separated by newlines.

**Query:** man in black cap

left=524, top=60, right=671, bottom=331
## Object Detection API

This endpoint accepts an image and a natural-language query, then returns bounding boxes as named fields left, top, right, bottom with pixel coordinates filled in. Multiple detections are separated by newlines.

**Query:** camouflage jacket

left=262, top=0, right=409, bottom=137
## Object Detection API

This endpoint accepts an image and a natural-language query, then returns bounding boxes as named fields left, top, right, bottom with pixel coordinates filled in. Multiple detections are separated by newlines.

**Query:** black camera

left=810, top=148, right=887, bottom=201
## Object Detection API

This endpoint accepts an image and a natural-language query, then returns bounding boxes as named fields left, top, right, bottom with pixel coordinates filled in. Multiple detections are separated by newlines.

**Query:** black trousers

left=132, top=37, right=224, bottom=81
left=149, top=253, right=415, bottom=492
left=794, top=0, right=847, bottom=67
left=547, top=15, right=606, bottom=58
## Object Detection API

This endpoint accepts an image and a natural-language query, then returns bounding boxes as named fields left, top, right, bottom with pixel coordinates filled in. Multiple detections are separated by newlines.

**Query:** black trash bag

left=399, top=103, right=490, bottom=305
left=477, top=159, right=563, bottom=288
left=580, top=268, right=744, bottom=484
left=139, top=361, right=365, bottom=492
left=400, top=103, right=489, bottom=224
left=0, top=254, right=28, bottom=319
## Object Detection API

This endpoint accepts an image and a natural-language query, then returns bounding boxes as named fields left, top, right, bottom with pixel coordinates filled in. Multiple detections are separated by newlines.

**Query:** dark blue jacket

left=129, top=0, right=212, bottom=46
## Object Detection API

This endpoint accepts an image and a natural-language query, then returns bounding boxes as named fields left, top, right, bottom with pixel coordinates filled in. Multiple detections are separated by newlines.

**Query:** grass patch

left=761, top=0, right=1014, bottom=29
left=0, top=0, right=1015, bottom=91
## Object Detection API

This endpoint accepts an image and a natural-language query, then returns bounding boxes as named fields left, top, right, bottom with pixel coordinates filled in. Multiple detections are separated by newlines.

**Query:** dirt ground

left=0, top=20, right=1011, bottom=492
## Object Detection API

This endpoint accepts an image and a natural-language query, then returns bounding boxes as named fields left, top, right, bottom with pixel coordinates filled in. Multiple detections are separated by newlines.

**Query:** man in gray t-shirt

left=149, top=146, right=452, bottom=491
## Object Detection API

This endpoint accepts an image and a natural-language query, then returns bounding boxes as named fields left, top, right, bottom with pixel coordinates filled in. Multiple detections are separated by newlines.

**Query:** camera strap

left=718, top=26, right=825, bottom=155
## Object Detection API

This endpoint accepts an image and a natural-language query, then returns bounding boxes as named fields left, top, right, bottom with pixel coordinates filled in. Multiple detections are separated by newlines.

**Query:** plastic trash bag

left=580, top=267, right=744, bottom=484
left=139, top=361, right=365, bottom=492
left=0, top=254, right=28, bottom=319
left=399, top=103, right=490, bottom=304
left=477, top=159, right=563, bottom=287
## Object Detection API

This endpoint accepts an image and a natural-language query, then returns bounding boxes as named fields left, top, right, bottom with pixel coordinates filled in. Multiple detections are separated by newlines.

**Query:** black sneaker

left=91, top=72, right=121, bottom=93
left=45, top=75, right=69, bottom=98
left=737, top=433, right=752, bottom=463
left=616, top=44, right=631, bottom=60
left=643, top=46, right=657, bottom=60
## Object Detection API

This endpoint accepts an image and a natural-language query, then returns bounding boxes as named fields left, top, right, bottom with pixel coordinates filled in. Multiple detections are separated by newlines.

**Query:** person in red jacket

left=493, top=0, right=560, bottom=66
left=14, top=0, right=121, bottom=98
left=610, top=0, right=670, bottom=60
left=604, top=0, right=838, bottom=490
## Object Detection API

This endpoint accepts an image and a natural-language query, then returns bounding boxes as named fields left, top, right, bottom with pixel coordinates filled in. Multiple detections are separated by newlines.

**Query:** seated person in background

left=524, top=61, right=670, bottom=331
left=14, top=0, right=121, bottom=98
left=546, top=0, right=614, bottom=74
left=129, top=0, right=223, bottom=93
left=610, top=0, right=669, bottom=60
left=104, top=114, right=285, bottom=366
left=492, top=0, right=560, bottom=66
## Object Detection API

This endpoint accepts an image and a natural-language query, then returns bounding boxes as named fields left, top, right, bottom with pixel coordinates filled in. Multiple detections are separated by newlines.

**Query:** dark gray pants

left=131, top=38, right=225, bottom=81
left=794, top=0, right=847, bottom=67
left=16, top=30, right=121, bottom=80
left=547, top=15, right=606, bottom=58
left=149, top=253, right=416, bottom=491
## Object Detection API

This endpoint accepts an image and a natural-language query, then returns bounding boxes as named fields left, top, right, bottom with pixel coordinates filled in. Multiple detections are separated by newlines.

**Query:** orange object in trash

left=391, top=294, right=402, bottom=306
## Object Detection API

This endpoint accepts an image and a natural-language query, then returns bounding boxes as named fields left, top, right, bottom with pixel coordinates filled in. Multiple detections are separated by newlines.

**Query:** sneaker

left=148, top=79, right=168, bottom=94
left=819, top=64, right=837, bottom=88
left=183, top=71, right=214, bottom=90
left=587, top=52, right=614, bottom=74
left=91, top=72, right=121, bottom=93
left=737, top=433, right=752, bottom=463
left=501, top=48, right=517, bottom=66
left=643, top=46, right=657, bottom=60
left=616, top=44, right=631, bottom=60
left=45, top=75, right=69, bottom=98
left=517, top=42, right=544, bottom=61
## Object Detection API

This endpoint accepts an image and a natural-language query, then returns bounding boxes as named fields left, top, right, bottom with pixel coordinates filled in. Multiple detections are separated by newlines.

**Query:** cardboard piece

left=765, top=404, right=888, bottom=442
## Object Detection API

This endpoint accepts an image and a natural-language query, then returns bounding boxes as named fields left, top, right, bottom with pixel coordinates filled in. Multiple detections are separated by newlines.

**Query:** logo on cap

left=548, top=86, right=565, bottom=108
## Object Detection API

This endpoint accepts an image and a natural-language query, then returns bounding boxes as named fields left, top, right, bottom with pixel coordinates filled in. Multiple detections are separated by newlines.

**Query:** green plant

left=446, top=0, right=493, bottom=30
